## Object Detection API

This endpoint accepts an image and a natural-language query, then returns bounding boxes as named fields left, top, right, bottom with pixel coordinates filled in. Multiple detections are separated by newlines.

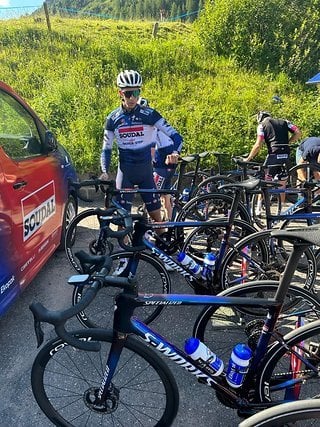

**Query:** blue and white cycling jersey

left=100, top=104, right=183, bottom=172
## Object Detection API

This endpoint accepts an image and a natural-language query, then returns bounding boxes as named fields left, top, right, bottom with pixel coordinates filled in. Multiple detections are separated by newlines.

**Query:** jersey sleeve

left=153, top=117, right=183, bottom=153
left=100, top=117, right=115, bottom=173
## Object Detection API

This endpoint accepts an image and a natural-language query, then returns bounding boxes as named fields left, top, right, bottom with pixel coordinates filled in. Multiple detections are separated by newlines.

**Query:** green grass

left=1, top=16, right=320, bottom=173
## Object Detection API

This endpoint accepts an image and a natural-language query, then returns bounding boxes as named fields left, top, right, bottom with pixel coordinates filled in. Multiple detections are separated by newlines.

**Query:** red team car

left=0, top=81, right=78, bottom=317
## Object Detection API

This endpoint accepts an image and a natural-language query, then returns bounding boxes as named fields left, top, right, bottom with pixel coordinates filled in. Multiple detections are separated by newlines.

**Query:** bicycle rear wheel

left=73, top=250, right=171, bottom=328
left=192, top=175, right=237, bottom=198
left=239, top=399, right=320, bottom=427
left=31, top=329, right=179, bottom=427
left=220, top=229, right=317, bottom=291
left=258, top=318, right=320, bottom=404
left=193, top=281, right=320, bottom=365
left=176, top=192, right=251, bottom=223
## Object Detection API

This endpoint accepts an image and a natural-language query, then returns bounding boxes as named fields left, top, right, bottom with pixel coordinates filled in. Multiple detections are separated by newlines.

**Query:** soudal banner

left=22, top=181, right=56, bottom=241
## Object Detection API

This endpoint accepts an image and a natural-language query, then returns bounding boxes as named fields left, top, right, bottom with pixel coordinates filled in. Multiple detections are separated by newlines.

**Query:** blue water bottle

left=185, top=337, right=224, bottom=376
left=201, top=253, right=216, bottom=281
left=226, top=343, right=252, bottom=388
left=177, top=252, right=202, bottom=276
left=181, top=188, right=190, bottom=202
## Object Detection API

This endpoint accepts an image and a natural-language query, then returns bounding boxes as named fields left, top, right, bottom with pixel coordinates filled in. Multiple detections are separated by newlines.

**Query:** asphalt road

left=0, top=190, right=243, bottom=426
left=0, top=244, right=245, bottom=427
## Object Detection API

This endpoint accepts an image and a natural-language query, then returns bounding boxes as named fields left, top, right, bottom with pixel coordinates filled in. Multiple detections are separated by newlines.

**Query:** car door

left=0, top=88, right=64, bottom=291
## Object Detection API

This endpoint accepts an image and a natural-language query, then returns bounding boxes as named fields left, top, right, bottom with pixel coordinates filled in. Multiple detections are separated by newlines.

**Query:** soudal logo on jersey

left=22, top=181, right=56, bottom=241
left=119, top=125, right=144, bottom=139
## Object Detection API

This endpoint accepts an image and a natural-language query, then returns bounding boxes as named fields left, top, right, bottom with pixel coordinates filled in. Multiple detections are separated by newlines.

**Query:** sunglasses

left=121, top=89, right=141, bottom=98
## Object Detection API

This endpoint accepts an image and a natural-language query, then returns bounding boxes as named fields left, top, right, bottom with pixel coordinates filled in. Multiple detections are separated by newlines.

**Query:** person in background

left=138, top=97, right=183, bottom=220
left=245, top=111, right=301, bottom=205
left=296, top=136, right=320, bottom=182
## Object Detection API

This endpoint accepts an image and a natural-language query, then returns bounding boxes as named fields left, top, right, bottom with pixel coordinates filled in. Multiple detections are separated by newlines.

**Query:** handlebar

left=29, top=255, right=113, bottom=351
left=30, top=253, right=140, bottom=351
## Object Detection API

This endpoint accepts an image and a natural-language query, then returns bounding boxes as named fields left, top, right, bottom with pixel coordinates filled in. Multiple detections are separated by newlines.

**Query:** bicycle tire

left=288, top=163, right=320, bottom=187
left=180, top=219, right=257, bottom=292
left=258, top=318, right=320, bottom=403
left=220, top=229, right=317, bottom=291
left=239, top=399, right=320, bottom=427
left=193, top=281, right=320, bottom=367
left=73, top=250, right=171, bottom=328
left=192, top=175, right=237, bottom=198
left=31, top=329, right=179, bottom=427
left=65, top=208, right=116, bottom=273
left=176, top=192, right=252, bottom=223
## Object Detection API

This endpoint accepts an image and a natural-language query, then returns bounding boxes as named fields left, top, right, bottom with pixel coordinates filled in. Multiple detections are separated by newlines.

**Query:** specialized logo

left=22, top=181, right=56, bottom=241
left=119, top=125, right=144, bottom=139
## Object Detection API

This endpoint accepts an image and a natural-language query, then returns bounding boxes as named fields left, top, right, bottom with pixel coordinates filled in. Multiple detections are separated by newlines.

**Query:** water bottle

left=181, top=188, right=190, bottom=202
left=226, top=343, right=252, bottom=388
left=201, top=253, right=216, bottom=281
left=177, top=252, right=202, bottom=276
left=184, top=337, right=224, bottom=376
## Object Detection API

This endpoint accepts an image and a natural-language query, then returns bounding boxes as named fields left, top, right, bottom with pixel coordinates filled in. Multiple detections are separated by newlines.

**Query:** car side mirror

left=44, top=130, right=58, bottom=152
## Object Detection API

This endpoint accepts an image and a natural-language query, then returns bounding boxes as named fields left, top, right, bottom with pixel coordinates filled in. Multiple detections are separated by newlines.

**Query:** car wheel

left=57, top=195, right=77, bottom=251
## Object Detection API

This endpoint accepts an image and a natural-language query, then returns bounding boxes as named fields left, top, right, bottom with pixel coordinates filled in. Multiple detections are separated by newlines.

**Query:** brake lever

left=32, top=313, right=44, bottom=348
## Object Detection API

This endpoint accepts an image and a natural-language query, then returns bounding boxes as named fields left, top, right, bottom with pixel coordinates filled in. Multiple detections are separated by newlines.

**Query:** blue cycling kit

left=297, top=137, right=320, bottom=163
left=100, top=104, right=183, bottom=211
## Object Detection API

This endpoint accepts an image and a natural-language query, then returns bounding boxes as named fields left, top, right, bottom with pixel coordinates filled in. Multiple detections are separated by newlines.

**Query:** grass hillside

left=1, top=16, right=320, bottom=174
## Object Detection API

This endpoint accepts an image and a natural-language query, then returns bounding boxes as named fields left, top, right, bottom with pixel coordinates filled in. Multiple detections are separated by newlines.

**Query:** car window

left=0, top=90, right=43, bottom=160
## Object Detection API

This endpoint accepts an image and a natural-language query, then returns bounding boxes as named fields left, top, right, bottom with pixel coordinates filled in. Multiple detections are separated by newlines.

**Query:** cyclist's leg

left=154, top=167, right=175, bottom=220
left=31, top=329, right=179, bottom=427
left=73, top=250, right=172, bottom=328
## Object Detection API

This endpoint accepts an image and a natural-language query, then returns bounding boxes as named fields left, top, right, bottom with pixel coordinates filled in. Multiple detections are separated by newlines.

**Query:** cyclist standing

left=100, top=70, right=183, bottom=223
left=245, top=111, right=301, bottom=203
left=138, top=97, right=183, bottom=220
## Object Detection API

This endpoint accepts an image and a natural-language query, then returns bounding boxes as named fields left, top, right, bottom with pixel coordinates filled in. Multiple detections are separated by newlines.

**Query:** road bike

left=66, top=181, right=258, bottom=329
left=30, top=226, right=320, bottom=426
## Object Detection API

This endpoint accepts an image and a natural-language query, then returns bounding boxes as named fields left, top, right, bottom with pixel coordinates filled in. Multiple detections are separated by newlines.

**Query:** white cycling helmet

left=116, top=70, right=142, bottom=88
left=257, top=110, right=271, bottom=123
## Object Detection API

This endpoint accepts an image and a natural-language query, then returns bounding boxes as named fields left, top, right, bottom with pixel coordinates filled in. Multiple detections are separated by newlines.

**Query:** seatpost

left=274, top=242, right=309, bottom=303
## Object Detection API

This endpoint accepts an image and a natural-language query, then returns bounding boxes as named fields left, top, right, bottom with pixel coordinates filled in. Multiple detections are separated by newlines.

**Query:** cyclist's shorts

left=116, top=162, right=161, bottom=212
left=264, top=154, right=289, bottom=180
left=153, top=167, right=176, bottom=190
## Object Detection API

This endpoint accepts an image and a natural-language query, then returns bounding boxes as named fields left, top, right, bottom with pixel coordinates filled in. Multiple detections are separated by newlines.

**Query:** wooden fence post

left=43, top=1, right=51, bottom=32
left=152, top=22, right=159, bottom=38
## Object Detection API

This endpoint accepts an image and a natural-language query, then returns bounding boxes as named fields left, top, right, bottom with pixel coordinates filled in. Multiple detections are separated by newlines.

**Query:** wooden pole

left=152, top=22, right=159, bottom=38
left=43, top=1, right=51, bottom=32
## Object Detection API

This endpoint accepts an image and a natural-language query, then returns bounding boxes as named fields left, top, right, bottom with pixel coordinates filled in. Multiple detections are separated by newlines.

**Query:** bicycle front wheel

left=73, top=250, right=171, bottom=328
left=239, top=399, right=320, bottom=427
left=31, top=329, right=179, bottom=427
left=258, top=318, right=320, bottom=403
left=65, top=208, right=116, bottom=273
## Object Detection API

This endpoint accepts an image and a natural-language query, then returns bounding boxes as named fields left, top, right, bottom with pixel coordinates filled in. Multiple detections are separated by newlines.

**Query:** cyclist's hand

left=165, top=153, right=179, bottom=165
left=99, top=172, right=109, bottom=181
